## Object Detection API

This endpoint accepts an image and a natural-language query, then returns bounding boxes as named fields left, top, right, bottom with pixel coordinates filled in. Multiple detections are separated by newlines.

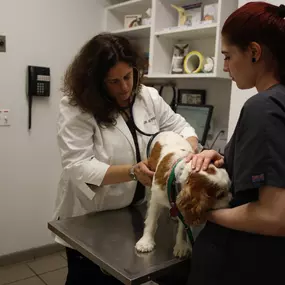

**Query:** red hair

left=222, top=2, right=285, bottom=84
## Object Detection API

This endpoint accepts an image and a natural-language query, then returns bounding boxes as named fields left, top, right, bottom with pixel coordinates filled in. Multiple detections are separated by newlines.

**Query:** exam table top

left=48, top=204, right=190, bottom=285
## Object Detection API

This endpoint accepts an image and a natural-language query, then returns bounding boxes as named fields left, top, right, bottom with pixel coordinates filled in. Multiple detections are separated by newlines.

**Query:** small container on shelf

left=171, top=2, right=202, bottom=27
left=202, top=3, right=218, bottom=24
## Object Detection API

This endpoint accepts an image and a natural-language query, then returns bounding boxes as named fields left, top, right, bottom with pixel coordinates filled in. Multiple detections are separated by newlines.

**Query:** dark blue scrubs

left=188, top=84, right=285, bottom=285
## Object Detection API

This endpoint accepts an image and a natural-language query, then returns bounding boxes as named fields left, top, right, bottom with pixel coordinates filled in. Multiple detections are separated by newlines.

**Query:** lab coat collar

left=114, top=95, right=144, bottom=162
left=115, top=114, right=136, bottom=159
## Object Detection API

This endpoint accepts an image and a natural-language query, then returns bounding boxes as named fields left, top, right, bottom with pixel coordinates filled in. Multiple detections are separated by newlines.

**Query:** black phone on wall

left=27, top=66, right=50, bottom=97
left=27, top=66, right=51, bottom=129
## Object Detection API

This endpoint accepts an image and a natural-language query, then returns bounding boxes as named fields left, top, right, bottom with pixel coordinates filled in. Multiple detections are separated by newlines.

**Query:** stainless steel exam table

left=48, top=204, right=193, bottom=285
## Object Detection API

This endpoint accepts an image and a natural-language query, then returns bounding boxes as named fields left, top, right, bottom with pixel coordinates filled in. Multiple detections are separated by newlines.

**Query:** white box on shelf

left=202, top=3, right=218, bottom=23
left=142, top=7, right=152, bottom=25
left=142, top=17, right=151, bottom=25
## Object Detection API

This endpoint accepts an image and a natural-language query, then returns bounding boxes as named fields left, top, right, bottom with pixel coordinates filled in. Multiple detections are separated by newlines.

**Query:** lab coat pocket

left=99, top=182, right=136, bottom=211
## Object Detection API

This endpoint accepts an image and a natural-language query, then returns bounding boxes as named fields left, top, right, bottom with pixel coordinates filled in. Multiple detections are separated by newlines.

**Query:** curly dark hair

left=62, top=33, right=146, bottom=127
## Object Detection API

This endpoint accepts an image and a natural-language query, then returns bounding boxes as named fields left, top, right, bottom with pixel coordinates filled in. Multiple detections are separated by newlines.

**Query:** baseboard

left=0, top=243, right=65, bottom=267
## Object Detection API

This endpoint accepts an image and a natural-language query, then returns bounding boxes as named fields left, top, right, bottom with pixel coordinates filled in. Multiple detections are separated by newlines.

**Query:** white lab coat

left=52, top=85, right=197, bottom=246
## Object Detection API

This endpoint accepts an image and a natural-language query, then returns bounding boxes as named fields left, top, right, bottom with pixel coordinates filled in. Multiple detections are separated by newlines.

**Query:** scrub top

left=188, top=84, right=285, bottom=285
left=224, top=84, right=285, bottom=207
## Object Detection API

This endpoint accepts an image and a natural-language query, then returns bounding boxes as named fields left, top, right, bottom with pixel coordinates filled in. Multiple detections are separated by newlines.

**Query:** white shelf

left=104, top=0, right=239, bottom=80
left=155, top=23, right=217, bottom=40
left=111, top=24, right=151, bottom=39
left=102, top=0, right=239, bottom=152
left=107, top=0, right=152, bottom=14
left=146, top=72, right=229, bottom=79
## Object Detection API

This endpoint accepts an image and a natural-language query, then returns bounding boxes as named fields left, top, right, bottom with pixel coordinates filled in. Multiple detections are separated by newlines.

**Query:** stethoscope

left=106, top=67, right=177, bottom=157
left=120, top=93, right=160, bottom=158
left=122, top=70, right=177, bottom=132
left=120, top=71, right=177, bottom=157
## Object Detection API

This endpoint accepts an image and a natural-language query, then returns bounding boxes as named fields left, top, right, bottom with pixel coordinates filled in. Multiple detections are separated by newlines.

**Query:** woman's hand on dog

left=134, top=160, right=154, bottom=187
left=185, top=149, right=224, bottom=172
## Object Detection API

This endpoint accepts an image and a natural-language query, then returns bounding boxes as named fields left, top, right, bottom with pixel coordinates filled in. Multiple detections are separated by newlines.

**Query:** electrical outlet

left=0, top=109, right=10, bottom=126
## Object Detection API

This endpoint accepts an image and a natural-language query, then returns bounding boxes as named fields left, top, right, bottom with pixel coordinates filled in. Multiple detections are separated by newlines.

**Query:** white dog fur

left=135, top=131, right=231, bottom=258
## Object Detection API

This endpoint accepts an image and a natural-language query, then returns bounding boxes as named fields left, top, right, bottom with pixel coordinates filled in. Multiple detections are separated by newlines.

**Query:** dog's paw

left=135, top=237, right=155, bottom=253
left=173, top=241, right=191, bottom=258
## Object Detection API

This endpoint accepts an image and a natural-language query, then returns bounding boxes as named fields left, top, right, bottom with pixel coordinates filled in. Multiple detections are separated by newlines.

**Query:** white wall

left=0, top=0, right=105, bottom=256
left=0, top=0, right=281, bottom=257
left=227, top=0, right=283, bottom=137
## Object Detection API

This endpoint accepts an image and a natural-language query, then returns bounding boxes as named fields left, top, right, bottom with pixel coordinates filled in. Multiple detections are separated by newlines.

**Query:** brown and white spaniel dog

left=135, top=131, right=231, bottom=257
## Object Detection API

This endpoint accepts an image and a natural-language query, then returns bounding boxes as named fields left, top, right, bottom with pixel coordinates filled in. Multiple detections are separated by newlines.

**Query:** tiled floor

left=0, top=251, right=67, bottom=285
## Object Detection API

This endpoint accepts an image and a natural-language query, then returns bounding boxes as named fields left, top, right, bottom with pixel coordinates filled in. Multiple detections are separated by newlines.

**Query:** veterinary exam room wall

left=227, top=0, right=283, bottom=137
left=0, top=0, right=104, bottom=256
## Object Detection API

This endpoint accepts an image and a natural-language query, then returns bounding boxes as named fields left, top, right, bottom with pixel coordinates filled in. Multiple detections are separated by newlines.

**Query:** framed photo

left=178, top=89, right=206, bottom=105
left=124, top=15, right=142, bottom=29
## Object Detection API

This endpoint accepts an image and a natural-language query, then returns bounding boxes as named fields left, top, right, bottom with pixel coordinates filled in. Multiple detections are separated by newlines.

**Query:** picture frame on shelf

left=178, top=89, right=206, bottom=105
left=124, top=15, right=142, bottom=29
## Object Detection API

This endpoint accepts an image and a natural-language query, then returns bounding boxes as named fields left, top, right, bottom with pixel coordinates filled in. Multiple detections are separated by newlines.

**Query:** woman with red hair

left=187, top=2, right=285, bottom=284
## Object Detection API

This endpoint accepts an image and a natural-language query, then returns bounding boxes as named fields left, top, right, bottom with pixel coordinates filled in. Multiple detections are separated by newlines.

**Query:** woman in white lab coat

left=54, top=33, right=198, bottom=285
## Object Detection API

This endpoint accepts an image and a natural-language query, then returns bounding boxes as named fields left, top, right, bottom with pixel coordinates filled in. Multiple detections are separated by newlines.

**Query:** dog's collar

left=167, top=158, right=195, bottom=247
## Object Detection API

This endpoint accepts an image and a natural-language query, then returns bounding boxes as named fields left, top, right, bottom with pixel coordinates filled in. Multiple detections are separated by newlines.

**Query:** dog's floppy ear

left=176, top=173, right=216, bottom=226
left=148, top=142, right=162, bottom=171
left=176, top=184, right=210, bottom=226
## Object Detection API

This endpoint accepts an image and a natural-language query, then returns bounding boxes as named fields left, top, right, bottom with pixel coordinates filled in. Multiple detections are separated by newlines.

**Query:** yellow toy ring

left=183, top=51, right=205, bottom=74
